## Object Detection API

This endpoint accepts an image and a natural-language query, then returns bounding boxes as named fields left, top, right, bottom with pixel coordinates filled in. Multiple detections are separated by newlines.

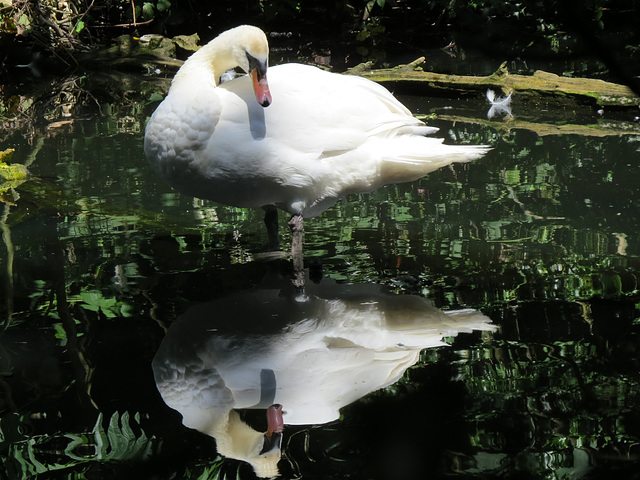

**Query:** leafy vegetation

left=1, top=0, right=639, bottom=82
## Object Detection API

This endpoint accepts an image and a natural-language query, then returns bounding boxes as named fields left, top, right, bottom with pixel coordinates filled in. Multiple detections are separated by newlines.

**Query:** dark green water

left=1, top=89, right=640, bottom=479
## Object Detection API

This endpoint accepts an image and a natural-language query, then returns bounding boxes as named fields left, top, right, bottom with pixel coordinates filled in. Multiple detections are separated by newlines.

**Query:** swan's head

left=211, top=405, right=284, bottom=478
left=172, top=25, right=272, bottom=107
left=226, top=25, right=272, bottom=108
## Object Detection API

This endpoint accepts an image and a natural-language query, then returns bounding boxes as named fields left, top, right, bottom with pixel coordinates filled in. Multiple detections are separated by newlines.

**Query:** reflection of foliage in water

left=1, top=113, right=640, bottom=478
left=0, top=410, right=239, bottom=478
left=0, top=72, right=166, bottom=145
left=1, top=411, right=151, bottom=476
left=298, top=126, right=640, bottom=307
left=450, top=333, right=640, bottom=477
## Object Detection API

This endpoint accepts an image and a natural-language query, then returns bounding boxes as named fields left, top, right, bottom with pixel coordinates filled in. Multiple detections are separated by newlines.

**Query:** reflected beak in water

left=260, top=404, right=283, bottom=454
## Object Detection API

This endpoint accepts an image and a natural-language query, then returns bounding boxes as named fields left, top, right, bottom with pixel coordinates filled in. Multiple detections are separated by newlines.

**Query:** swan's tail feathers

left=374, top=308, right=496, bottom=350
left=396, top=125, right=440, bottom=136
left=442, top=308, right=498, bottom=334
left=375, top=136, right=491, bottom=185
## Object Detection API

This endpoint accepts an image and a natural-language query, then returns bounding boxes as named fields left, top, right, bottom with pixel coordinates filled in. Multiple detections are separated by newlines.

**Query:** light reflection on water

left=1, top=94, right=640, bottom=479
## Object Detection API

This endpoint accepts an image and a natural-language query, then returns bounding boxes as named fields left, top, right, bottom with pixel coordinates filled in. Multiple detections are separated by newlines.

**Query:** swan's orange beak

left=260, top=404, right=283, bottom=454
left=252, top=68, right=272, bottom=108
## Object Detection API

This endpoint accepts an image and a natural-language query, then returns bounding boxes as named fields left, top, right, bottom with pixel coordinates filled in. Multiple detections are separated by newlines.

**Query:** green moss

left=0, top=162, right=28, bottom=182
left=0, top=148, right=15, bottom=163
left=0, top=149, right=28, bottom=194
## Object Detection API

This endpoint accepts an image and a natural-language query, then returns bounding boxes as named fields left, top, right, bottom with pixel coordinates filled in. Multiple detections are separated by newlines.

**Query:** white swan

left=153, top=274, right=496, bottom=477
left=144, top=25, right=490, bottom=254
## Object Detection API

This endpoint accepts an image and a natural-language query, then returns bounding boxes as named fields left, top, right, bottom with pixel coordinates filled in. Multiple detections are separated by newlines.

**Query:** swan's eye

left=246, top=52, right=267, bottom=77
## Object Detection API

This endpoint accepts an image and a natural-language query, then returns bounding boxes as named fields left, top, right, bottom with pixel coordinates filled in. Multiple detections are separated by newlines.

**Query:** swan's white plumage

left=153, top=280, right=498, bottom=426
left=144, top=25, right=489, bottom=218
left=153, top=277, right=496, bottom=476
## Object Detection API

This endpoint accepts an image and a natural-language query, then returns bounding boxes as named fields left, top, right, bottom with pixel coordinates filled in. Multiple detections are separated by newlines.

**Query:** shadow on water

left=1, top=69, right=640, bottom=479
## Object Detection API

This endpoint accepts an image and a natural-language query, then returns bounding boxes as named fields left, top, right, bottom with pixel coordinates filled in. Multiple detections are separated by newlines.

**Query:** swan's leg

left=288, top=213, right=305, bottom=289
left=262, top=205, right=279, bottom=250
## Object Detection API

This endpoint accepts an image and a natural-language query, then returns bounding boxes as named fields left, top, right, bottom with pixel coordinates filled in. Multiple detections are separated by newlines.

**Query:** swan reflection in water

left=152, top=274, right=496, bottom=477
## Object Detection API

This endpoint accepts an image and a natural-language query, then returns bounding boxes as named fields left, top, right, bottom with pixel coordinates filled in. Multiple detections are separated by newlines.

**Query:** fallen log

left=347, top=59, right=640, bottom=108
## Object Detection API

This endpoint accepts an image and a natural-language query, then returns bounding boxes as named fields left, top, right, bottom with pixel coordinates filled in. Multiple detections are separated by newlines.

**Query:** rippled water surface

left=2, top=79, right=640, bottom=480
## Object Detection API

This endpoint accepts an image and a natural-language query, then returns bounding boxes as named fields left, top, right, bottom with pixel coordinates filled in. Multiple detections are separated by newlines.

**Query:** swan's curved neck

left=171, top=35, right=239, bottom=90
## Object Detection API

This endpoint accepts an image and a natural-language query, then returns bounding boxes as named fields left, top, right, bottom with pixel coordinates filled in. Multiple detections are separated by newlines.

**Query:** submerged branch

left=426, top=113, right=640, bottom=137
left=1, top=200, right=15, bottom=330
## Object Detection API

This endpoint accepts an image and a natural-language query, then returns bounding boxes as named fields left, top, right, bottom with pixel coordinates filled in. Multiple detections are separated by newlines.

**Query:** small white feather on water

left=486, top=89, right=512, bottom=119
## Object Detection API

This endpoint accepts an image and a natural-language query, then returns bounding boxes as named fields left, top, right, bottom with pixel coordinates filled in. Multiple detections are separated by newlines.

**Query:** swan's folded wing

left=262, top=64, right=431, bottom=155
left=144, top=88, right=222, bottom=177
